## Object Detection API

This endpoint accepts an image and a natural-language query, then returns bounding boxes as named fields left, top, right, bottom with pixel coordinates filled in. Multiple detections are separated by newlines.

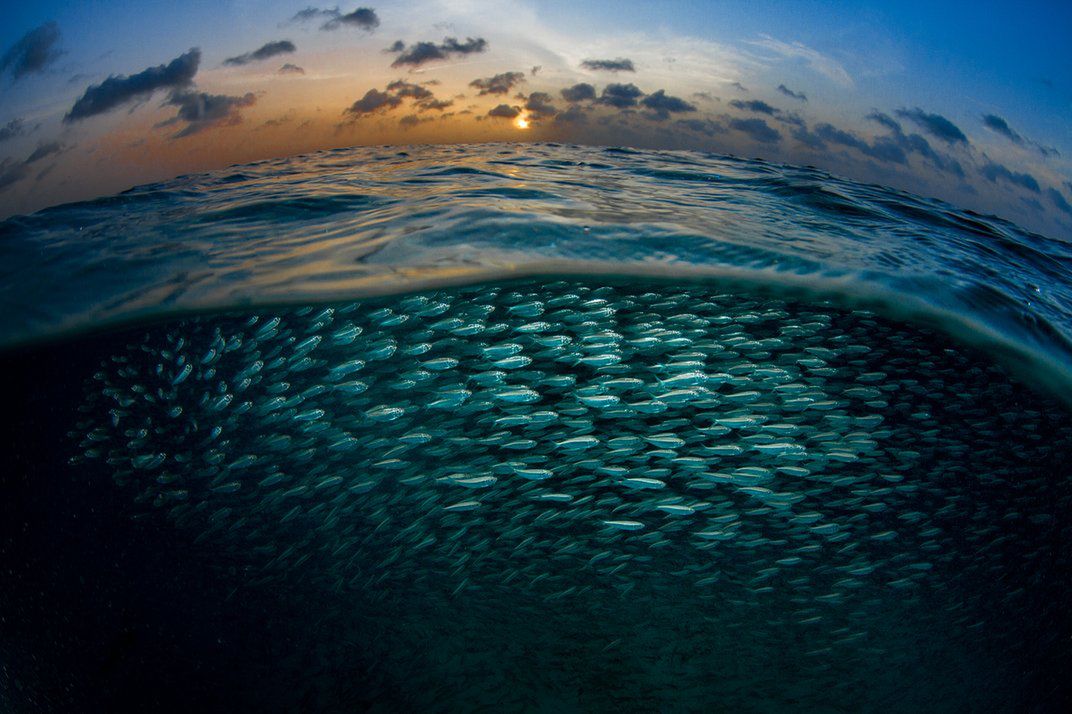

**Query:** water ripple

left=2, top=142, right=1071, bottom=393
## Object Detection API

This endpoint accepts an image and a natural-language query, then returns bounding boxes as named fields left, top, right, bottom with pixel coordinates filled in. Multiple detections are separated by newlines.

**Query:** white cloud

left=746, top=34, right=853, bottom=89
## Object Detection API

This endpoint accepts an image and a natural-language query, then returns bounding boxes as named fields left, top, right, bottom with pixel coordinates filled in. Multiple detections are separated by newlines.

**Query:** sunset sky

left=1, top=0, right=1070, bottom=239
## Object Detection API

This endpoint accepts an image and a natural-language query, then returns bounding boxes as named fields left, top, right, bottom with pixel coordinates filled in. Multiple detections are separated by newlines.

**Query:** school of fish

left=70, top=279, right=1072, bottom=711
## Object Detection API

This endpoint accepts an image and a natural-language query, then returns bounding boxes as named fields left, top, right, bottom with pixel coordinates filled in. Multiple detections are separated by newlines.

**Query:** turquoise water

left=0, top=144, right=1069, bottom=712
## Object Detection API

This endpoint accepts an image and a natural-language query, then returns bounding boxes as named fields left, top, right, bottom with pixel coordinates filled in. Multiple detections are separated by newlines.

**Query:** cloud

left=0, top=158, right=28, bottom=191
left=323, top=8, right=380, bottom=31
left=1047, top=188, right=1072, bottom=216
left=561, top=83, right=596, bottom=103
left=865, top=111, right=901, bottom=134
left=640, top=90, right=696, bottom=120
left=278, top=63, right=305, bottom=75
left=580, top=58, right=635, bottom=72
left=895, top=107, right=968, bottom=145
left=747, top=35, right=853, bottom=88
left=1, top=21, right=63, bottom=80
left=223, top=40, right=296, bottom=66
left=728, top=117, right=780, bottom=144
left=554, top=105, right=588, bottom=124
left=776, top=84, right=807, bottom=102
left=598, top=83, right=644, bottom=109
left=0, top=119, right=24, bottom=143
left=24, top=141, right=65, bottom=164
left=980, top=114, right=1058, bottom=158
left=343, top=88, right=403, bottom=117
left=980, top=162, right=1040, bottom=193
left=291, top=7, right=380, bottom=31
left=676, top=118, right=726, bottom=137
left=524, top=92, right=558, bottom=121
left=729, top=99, right=779, bottom=116
left=469, top=71, right=525, bottom=96
left=730, top=81, right=748, bottom=92
left=386, top=79, right=433, bottom=100
left=981, top=114, right=1021, bottom=144
left=65, top=48, right=200, bottom=122
left=418, top=98, right=453, bottom=111
left=343, top=79, right=450, bottom=119
left=487, top=104, right=520, bottom=119
left=863, top=112, right=963, bottom=176
left=399, top=113, right=432, bottom=129
left=389, top=37, right=488, bottom=68
left=160, top=90, right=257, bottom=138
left=814, top=122, right=906, bottom=164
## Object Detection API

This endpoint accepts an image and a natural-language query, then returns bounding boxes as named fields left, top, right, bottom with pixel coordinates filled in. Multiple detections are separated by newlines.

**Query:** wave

left=2, top=142, right=1071, bottom=396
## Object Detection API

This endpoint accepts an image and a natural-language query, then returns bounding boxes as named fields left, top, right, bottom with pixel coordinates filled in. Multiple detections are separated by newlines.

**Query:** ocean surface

left=0, top=143, right=1069, bottom=712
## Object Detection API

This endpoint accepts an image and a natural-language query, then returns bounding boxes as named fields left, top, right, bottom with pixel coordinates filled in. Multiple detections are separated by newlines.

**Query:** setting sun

left=515, top=116, right=530, bottom=129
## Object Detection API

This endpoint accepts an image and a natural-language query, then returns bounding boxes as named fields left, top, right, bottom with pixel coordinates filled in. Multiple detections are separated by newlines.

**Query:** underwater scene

left=1, top=143, right=1070, bottom=712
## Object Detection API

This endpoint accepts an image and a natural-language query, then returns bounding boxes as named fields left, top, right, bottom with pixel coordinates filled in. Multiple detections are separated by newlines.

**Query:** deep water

left=1, top=144, right=1071, bottom=712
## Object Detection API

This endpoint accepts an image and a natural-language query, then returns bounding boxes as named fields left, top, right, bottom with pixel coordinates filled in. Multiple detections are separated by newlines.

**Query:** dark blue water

left=0, top=144, right=1069, bottom=712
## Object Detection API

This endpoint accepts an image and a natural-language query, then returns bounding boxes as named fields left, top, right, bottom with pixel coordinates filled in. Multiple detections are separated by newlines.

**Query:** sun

left=515, top=116, right=530, bottom=130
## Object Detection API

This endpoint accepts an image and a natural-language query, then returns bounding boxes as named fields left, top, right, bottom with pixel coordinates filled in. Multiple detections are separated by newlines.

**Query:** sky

left=1, top=0, right=1070, bottom=239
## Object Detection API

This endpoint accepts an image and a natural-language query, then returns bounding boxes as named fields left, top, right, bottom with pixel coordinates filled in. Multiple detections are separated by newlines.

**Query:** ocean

left=0, top=143, right=1069, bottom=712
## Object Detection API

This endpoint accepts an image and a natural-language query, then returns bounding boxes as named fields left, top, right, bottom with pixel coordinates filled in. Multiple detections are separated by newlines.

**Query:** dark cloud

left=1047, top=188, right=1072, bottom=216
left=0, top=158, right=28, bottom=191
left=729, top=99, right=779, bottom=116
left=386, top=40, right=405, bottom=53
left=980, top=114, right=1059, bottom=158
left=160, top=90, right=256, bottom=138
left=1, top=22, right=63, bottom=80
left=676, top=118, right=726, bottom=137
left=386, top=79, right=433, bottom=100
left=865, top=111, right=901, bottom=134
left=895, top=107, right=968, bottom=145
left=24, top=141, right=65, bottom=164
left=865, top=111, right=963, bottom=177
left=65, top=48, right=200, bottom=122
left=524, top=92, right=558, bottom=121
left=788, top=124, right=826, bottom=150
left=399, top=113, right=432, bottom=129
left=981, top=114, right=1022, bottom=144
left=598, top=83, right=644, bottom=109
left=980, top=162, right=1040, bottom=193
left=344, top=88, right=402, bottom=117
left=278, top=63, right=305, bottom=75
left=469, top=71, right=525, bottom=96
left=343, top=79, right=450, bottom=118
left=0, top=119, right=24, bottom=143
left=561, top=83, right=596, bottom=103
left=292, top=7, right=380, bottom=31
left=258, top=115, right=293, bottom=129
left=290, top=7, right=334, bottom=23
left=730, top=81, right=747, bottom=92
left=417, top=98, right=453, bottom=112
left=640, top=90, right=696, bottom=120
left=776, top=84, right=807, bottom=102
left=487, top=104, right=520, bottom=119
left=389, top=37, right=487, bottom=68
left=531, top=65, right=541, bottom=76
left=580, top=58, right=635, bottom=72
left=814, top=123, right=906, bottom=165
left=729, top=117, right=781, bottom=144
left=554, top=105, right=588, bottom=124
left=323, top=8, right=380, bottom=31
left=223, top=40, right=296, bottom=67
